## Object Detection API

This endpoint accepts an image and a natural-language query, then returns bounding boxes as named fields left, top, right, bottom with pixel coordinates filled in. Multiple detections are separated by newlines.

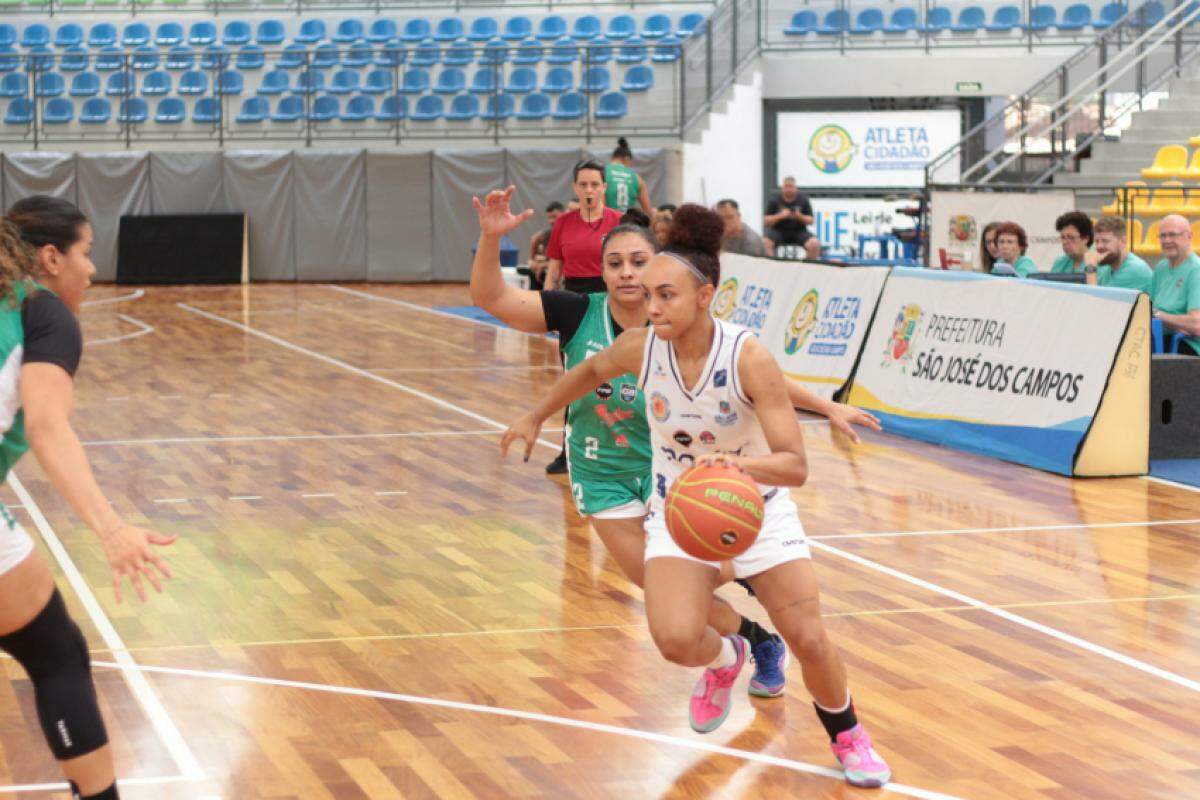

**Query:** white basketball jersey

left=637, top=318, right=781, bottom=509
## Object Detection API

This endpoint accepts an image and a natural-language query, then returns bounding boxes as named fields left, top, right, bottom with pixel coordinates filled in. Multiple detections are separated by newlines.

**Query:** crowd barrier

left=717, top=259, right=1151, bottom=477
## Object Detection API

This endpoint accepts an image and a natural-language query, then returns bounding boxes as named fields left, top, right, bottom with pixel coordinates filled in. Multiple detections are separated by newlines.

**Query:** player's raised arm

left=469, top=186, right=546, bottom=333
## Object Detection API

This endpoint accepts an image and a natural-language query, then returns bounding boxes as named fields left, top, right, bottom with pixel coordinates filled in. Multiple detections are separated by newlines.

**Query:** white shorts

left=591, top=499, right=649, bottom=521
left=644, top=489, right=811, bottom=579
left=0, top=509, right=34, bottom=578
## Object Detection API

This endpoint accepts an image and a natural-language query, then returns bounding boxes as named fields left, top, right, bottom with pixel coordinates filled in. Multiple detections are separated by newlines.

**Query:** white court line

left=91, top=659, right=962, bottom=800
left=88, top=314, right=154, bottom=347
left=152, top=498, right=189, bottom=505
left=82, top=428, right=563, bottom=448
left=0, top=774, right=199, bottom=793
left=809, top=540, right=1200, bottom=695
left=301, top=493, right=335, bottom=499
left=810, top=517, right=1200, bottom=541
left=229, top=495, right=262, bottom=502
left=325, top=284, right=547, bottom=339
left=8, top=473, right=204, bottom=780
left=1145, top=475, right=1200, bottom=494
left=369, top=365, right=563, bottom=374
left=374, top=490, right=408, bottom=496
left=177, top=303, right=562, bottom=452
left=81, top=289, right=145, bottom=308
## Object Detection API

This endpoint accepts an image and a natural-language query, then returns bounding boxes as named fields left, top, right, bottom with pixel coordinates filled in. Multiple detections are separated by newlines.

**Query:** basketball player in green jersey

left=605, top=138, right=653, bottom=217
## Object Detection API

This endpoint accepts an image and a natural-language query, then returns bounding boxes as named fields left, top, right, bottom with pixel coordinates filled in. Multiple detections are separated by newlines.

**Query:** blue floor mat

left=435, top=305, right=557, bottom=337
left=1150, top=458, right=1200, bottom=489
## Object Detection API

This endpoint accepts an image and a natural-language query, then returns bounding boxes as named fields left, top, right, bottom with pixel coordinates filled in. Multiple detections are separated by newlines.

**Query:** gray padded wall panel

left=431, top=150, right=506, bottom=282
left=223, top=151, right=296, bottom=281
left=148, top=152, right=227, bottom=213
left=293, top=150, right=367, bottom=281
left=365, top=151, right=433, bottom=282
left=76, top=153, right=152, bottom=281
left=505, top=148, right=582, bottom=260
left=2, top=153, right=77, bottom=213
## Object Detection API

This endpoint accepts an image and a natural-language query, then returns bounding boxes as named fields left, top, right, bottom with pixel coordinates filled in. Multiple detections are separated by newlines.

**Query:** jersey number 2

left=584, top=437, right=599, bottom=460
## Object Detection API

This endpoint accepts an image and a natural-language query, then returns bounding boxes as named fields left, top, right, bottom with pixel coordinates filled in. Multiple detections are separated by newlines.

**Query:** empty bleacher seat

left=334, top=20, right=364, bottom=44
left=503, top=17, right=533, bottom=41
left=89, top=24, right=117, bottom=48
left=482, top=92, right=514, bottom=120
left=178, top=70, right=207, bottom=95
left=818, top=10, right=849, bottom=35
left=883, top=7, right=919, bottom=33
left=581, top=65, right=610, bottom=93
left=851, top=9, right=885, bottom=34
left=617, top=37, right=647, bottom=64
left=537, top=16, right=568, bottom=41
left=43, top=97, right=73, bottom=123
left=36, top=72, right=64, bottom=97
left=1058, top=4, right=1092, bottom=30
left=506, top=66, right=536, bottom=93
left=402, top=19, right=432, bottom=43
left=517, top=91, right=549, bottom=120
left=4, top=97, right=33, bottom=124
left=643, top=14, right=672, bottom=39
left=308, top=94, right=337, bottom=121
left=294, top=69, right=324, bottom=94
left=80, top=96, right=110, bottom=123
left=362, top=69, right=392, bottom=94
left=514, top=38, right=542, bottom=65
left=341, top=94, right=373, bottom=121
left=986, top=6, right=1024, bottom=32
left=118, top=96, right=147, bottom=123
left=224, top=21, right=252, bottom=46
left=401, top=68, right=429, bottom=93
left=926, top=7, right=954, bottom=31
left=607, top=14, right=637, bottom=40
left=257, top=69, right=287, bottom=95
left=652, top=35, right=681, bottom=62
left=375, top=40, right=405, bottom=67
left=202, top=44, right=231, bottom=70
left=1094, top=2, right=1127, bottom=28
left=26, top=46, right=53, bottom=72
left=469, top=17, right=499, bottom=42
left=155, top=23, right=183, bottom=47
left=194, top=96, right=221, bottom=123
left=142, top=70, right=171, bottom=95
left=411, top=94, right=442, bottom=120
left=481, top=38, right=509, bottom=65
left=279, top=44, right=307, bottom=70
left=344, top=42, right=372, bottom=68
left=0, top=47, right=17, bottom=74
left=469, top=67, right=495, bottom=94
left=296, top=20, right=326, bottom=44
left=434, top=67, right=465, bottom=93
left=543, top=66, right=572, bottom=93
left=189, top=22, right=217, bottom=47
left=121, top=23, right=150, bottom=48
left=0, top=73, right=26, bottom=97
left=1135, top=1, right=1165, bottom=27
left=104, top=71, right=132, bottom=96
left=1181, top=150, right=1200, bottom=180
left=22, top=24, right=50, bottom=49
left=236, top=95, right=267, bottom=122
left=69, top=71, right=99, bottom=97
left=548, top=38, right=578, bottom=65
left=411, top=40, right=440, bottom=68
left=596, top=91, right=626, bottom=119
left=443, top=39, right=474, bottom=67
left=1147, top=181, right=1187, bottom=215
left=1143, top=145, right=1189, bottom=179
left=257, top=20, right=285, bottom=46
left=132, top=46, right=159, bottom=71
left=951, top=6, right=987, bottom=32
left=55, top=24, right=84, bottom=49
left=166, top=46, right=194, bottom=71
left=573, top=15, right=603, bottom=40
left=447, top=92, right=478, bottom=120
left=678, top=13, right=705, bottom=37
left=155, top=96, right=185, bottom=123
left=434, top=18, right=464, bottom=42
left=271, top=95, right=303, bottom=121
left=785, top=10, right=819, bottom=36
left=377, top=94, right=406, bottom=120
left=367, top=19, right=397, bottom=44
left=585, top=37, right=613, bottom=64
left=622, top=64, right=653, bottom=91
left=554, top=90, right=583, bottom=119
left=0, top=26, right=14, bottom=49
left=1029, top=5, right=1057, bottom=30
left=328, top=69, right=359, bottom=94
left=310, top=43, right=338, bottom=69
left=216, top=70, right=242, bottom=95
left=237, top=44, right=265, bottom=70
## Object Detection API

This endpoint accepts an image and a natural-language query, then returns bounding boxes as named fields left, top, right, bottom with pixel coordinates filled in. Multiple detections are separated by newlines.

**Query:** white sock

left=815, top=691, right=852, bottom=714
left=706, top=636, right=737, bottom=670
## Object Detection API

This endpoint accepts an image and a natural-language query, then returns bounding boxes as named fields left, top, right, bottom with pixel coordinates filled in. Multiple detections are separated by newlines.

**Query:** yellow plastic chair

left=1182, top=149, right=1200, bottom=180
left=1190, top=135, right=1200, bottom=148
left=1101, top=180, right=1149, bottom=216
left=1126, top=218, right=1144, bottom=249
left=1182, top=189, right=1200, bottom=218
left=1147, top=181, right=1188, bottom=215
left=1194, top=220, right=1200, bottom=253
left=1142, top=145, right=1190, bottom=179
left=1136, top=219, right=1163, bottom=258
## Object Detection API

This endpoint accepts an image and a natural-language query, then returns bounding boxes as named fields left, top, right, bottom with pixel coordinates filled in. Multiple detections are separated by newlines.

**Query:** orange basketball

left=665, top=463, right=764, bottom=561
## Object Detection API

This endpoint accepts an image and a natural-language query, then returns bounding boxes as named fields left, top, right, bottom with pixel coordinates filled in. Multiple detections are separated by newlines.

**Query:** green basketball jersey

left=0, top=283, right=34, bottom=484
left=563, top=293, right=651, bottom=481
left=604, top=163, right=640, bottom=213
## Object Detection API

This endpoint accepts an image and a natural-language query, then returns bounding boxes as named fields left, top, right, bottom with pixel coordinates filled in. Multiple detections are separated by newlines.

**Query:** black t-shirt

left=532, top=227, right=552, bottom=260
left=541, top=290, right=624, bottom=349
left=766, top=192, right=814, bottom=237
left=22, top=291, right=82, bottom=378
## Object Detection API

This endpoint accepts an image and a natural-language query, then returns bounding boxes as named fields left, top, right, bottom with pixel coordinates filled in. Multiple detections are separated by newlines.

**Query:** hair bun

left=619, top=208, right=651, bottom=228
left=666, top=203, right=724, bottom=258
left=617, top=136, right=630, bottom=149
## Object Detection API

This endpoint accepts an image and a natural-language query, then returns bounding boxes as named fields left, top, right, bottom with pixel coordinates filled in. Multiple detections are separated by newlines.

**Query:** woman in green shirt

left=604, top=138, right=654, bottom=216
left=995, top=221, right=1039, bottom=277
left=1050, top=212, right=1095, bottom=273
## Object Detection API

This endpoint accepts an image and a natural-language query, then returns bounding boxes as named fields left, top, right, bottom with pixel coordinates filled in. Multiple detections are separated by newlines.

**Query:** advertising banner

left=929, top=189, right=1076, bottom=271
left=810, top=197, right=918, bottom=256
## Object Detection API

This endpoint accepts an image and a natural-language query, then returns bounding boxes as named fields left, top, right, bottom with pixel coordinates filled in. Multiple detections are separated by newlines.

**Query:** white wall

left=681, top=69, right=765, bottom=230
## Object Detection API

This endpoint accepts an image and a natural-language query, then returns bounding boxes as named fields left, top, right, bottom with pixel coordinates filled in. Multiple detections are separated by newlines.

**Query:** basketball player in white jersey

left=502, top=204, right=891, bottom=788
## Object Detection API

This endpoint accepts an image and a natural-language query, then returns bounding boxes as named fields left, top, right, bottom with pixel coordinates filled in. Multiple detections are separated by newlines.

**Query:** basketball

left=665, top=463, right=765, bottom=561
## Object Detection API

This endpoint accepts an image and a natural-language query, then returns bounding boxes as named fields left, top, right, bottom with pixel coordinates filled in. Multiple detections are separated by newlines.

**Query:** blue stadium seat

left=166, top=46, right=194, bottom=71
left=103, top=72, right=133, bottom=97
left=402, top=19, right=433, bottom=43
left=678, top=13, right=705, bottom=37
left=118, top=97, right=147, bottom=123
left=4, top=98, right=33, bottom=125
left=434, top=67, right=465, bottom=93
left=537, top=16, right=568, bottom=41
left=595, top=91, right=626, bottom=119
left=951, top=7, right=987, bottom=31
left=617, top=37, right=647, bottom=64
left=26, top=47, right=54, bottom=72
left=652, top=35, right=682, bottom=62
left=1135, top=1, right=1165, bottom=26
left=581, top=65, right=609, bottom=93
left=469, top=67, right=495, bottom=94
left=69, top=71, right=99, bottom=97
left=237, top=44, right=265, bottom=70
left=334, top=20, right=364, bottom=44
left=553, top=91, right=583, bottom=119
left=513, top=39, right=542, bottom=65
left=132, top=46, right=159, bottom=71
left=643, top=14, right=672, bottom=39
left=22, top=24, right=50, bottom=49
left=851, top=9, right=885, bottom=34
left=469, top=17, right=499, bottom=42
left=362, top=69, right=392, bottom=94
left=202, top=45, right=231, bottom=71
left=60, top=46, right=88, bottom=72
left=36, top=72, right=65, bottom=97
left=155, top=97, right=185, bottom=123
left=607, top=14, right=637, bottom=40
left=122, top=23, right=150, bottom=48
left=308, top=94, right=337, bottom=121
left=294, top=69, right=324, bottom=94
left=257, top=20, right=285, bottom=46
left=223, top=21, right=252, bottom=46
left=156, top=22, right=183, bottom=47
left=506, top=66, right=536, bottom=93
left=377, top=94, right=406, bottom=120
left=434, top=18, right=464, bottom=42
left=328, top=69, right=359, bottom=94
left=785, top=10, right=819, bottom=35
left=216, top=70, right=243, bottom=95
left=482, top=92, right=514, bottom=120
left=1029, top=5, right=1057, bottom=30
left=341, top=94, right=373, bottom=121
left=194, top=97, right=221, bottom=123
left=344, top=42, right=373, bottom=68
left=986, top=6, right=1023, bottom=31
left=0, top=73, right=27, bottom=98
left=89, top=24, right=117, bottom=48
left=178, top=70, right=207, bottom=95
left=543, top=66, right=572, bottom=93
left=503, top=17, right=533, bottom=41
left=141, top=70, right=171, bottom=95
left=1058, top=4, right=1092, bottom=29
left=517, top=91, right=549, bottom=120
left=257, top=69, right=288, bottom=95
left=621, top=64, right=653, bottom=91
left=236, top=95, right=268, bottom=122
left=55, top=24, right=84, bottom=49
left=271, top=95, right=303, bottom=122
left=0, top=26, right=14, bottom=49
left=446, top=92, right=478, bottom=120
left=443, top=38, right=474, bottom=67
left=926, top=7, right=954, bottom=31
left=411, top=94, right=442, bottom=120
left=585, top=37, right=613, bottom=64
left=189, top=22, right=217, bottom=47
left=1094, top=2, right=1127, bottom=28
left=43, top=97, right=73, bottom=124
left=0, top=46, right=17, bottom=74
left=572, top=15, right=603, bottom=40
left=310, top=44, right=338, bottom=69
left=547, top=38, right=578, bottom=65
left=80, top=97, right=110, bottom=123
left=279, top=44, right=307, bottom=70
left=411, top=39, right=440, bottom=68
left=480, top=38, right=509, bottom=65
left=401, top=68, right=429, bottom=93
left=367, top=19, right=397, bottom=43
left=818, top=10, right=849, bottom=34
left=296, top=20, right=326, bottom=44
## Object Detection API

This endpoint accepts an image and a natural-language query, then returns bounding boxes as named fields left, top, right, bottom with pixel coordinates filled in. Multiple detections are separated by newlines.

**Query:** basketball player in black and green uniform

left=605, top=138, right=653, bottom=217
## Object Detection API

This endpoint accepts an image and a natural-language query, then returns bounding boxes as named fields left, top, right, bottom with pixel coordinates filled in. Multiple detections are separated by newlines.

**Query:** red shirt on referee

left=546, top=160, right=621, bottom=294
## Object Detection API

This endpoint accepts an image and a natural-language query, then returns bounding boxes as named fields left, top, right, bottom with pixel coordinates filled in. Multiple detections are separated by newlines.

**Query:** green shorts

left=570, top=473, right=652, bottom=519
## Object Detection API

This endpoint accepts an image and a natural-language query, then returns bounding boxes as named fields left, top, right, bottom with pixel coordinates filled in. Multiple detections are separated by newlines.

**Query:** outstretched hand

left=100, top=523, right=175, bottom=603
left=826, top=403, right=882, bottom=444
left=473, top=186, right=535, bottom=238
left=500, top=412, right=544, bottom=463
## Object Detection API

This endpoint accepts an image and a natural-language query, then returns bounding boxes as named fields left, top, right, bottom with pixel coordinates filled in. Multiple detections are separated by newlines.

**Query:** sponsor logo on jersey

left=715, top=400, right=738, bottom=426
left=596, top=382, right=613, bottom=399
left=681, top=412, right=703, bottom=420
left=620, top=384, right=637, bottom=403
left=659, top=445, right=695, bottom=465
left=713, top=369, right=727, bottom=387
left=650, top=391, right=671, bottom=422
left=699, top=431, right=716, bottom=445
left=673, top=430, right=693, bottom=447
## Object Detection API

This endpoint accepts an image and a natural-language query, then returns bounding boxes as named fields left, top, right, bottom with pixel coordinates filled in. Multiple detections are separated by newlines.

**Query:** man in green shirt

left=1050, top=211, right=1095, bottom=273
left=1150, top=214, right=1200, bottom=355
left=1091, top=216, right=1153, bottom=292
left=604, top=137, right=653, bottom=215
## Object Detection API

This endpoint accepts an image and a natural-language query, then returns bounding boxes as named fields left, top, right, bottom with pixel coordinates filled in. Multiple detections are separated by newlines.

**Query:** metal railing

left=3, top=0, right=715, bottom=17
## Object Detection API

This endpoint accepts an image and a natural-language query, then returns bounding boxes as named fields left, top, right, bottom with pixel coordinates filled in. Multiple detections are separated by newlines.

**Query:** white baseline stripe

left=88, top=314, right=154, bottom=347
left=809, top=540, right=1200, bottom=694
left=8, top=473, right=204, bottom=779
left=82, top=428, right=563, bottom=448
left=1144, top=475, right=1200, bottom=494
left=810, top=517, right=1200, bottom=541
left=177, top=303, right=561, bottom=452
left=325, top=284, right=548, bottom=339
left=81, top=289, right=145, bottom=308
left=92, top=660, right=962, bottom=800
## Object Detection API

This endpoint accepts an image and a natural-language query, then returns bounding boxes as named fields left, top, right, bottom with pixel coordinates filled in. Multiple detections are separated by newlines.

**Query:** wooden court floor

left=0, top=282, right=1197, bottom=799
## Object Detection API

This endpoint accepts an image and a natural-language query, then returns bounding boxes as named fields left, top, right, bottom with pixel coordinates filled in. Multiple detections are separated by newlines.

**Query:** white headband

left=661, top=251, right=709, bottom=285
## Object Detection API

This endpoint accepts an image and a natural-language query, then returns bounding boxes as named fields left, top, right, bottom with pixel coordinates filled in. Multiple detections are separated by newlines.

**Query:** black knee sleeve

left=0, top=589, right=108, bottom=760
